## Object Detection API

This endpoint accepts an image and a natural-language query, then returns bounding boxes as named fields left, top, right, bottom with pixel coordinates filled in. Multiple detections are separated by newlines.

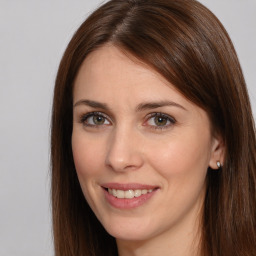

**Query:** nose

left=105, top=126, right=144, bottom=172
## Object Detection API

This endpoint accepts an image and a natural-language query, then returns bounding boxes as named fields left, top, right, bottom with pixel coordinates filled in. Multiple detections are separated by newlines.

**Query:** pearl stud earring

left=217, top=161, right=221, bottom=168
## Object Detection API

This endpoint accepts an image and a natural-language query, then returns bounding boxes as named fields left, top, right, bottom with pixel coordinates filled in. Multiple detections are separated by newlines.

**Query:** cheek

left=146, top=130, right=211, bottom=181
left=145, top=132, right=211, bottom=221
left=71, top=132, right=106, bottom=210
left=71, top=132, right=105, bottom=178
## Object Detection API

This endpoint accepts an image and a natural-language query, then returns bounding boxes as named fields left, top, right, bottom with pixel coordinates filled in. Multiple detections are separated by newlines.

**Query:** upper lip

left=101, top=183, right=159, bottom=190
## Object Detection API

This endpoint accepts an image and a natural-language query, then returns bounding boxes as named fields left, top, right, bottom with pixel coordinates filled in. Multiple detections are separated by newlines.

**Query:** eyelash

left=79, top=112, right=110, bottom=127
left=145, top=112, right=176, bottom=130
left=79, top=111, right=176, bottom=130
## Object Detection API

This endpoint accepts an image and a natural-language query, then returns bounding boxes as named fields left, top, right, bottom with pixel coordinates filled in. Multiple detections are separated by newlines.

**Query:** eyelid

left=147, top=112, right=176, bottom=122
left=144, top=112, right=176, bottom=129
left=79, top=111, right=112, bottom=126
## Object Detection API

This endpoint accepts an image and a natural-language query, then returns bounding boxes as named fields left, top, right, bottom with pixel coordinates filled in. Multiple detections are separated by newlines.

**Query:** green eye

left=154, top=116, right=168, bottom=126
left=146, top=113, right=176, bottom=129
left=81, top=112, right=111, bottom=126
left=93, top=115, right=105, bottom=125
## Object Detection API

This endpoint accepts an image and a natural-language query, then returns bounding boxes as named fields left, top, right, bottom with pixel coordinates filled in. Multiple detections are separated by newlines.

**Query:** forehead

left=74, top=45, right=187, bottom=106
left=75, top=45, right=165, bottom=90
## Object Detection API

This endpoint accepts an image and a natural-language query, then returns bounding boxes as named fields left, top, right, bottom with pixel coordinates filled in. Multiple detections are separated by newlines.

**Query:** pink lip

left=101, top=183, right=159, bottom=209
left=101, top=183, right=158, bottom=190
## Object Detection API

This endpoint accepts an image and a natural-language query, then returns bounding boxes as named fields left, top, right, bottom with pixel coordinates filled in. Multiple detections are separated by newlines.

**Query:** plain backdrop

left=0, top=1, right=255, bottom=255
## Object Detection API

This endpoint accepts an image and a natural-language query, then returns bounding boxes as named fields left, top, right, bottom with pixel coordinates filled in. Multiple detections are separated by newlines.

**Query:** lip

left=101, top=183, right=159, bottom=209
left=101, top=183, right=158, bottom=190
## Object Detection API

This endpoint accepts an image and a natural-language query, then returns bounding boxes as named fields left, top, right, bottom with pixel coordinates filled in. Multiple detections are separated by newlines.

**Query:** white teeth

left=134, top=190, right=142, bottom=197
left=142, top=189, right=147, bottom=195
left=116, top=190, right=125, bottom=199
left=112, top=189, right=117, bottom=197
left=125, top=190, right=134, bottom=199
left=107, top=188, right=154, bottom=199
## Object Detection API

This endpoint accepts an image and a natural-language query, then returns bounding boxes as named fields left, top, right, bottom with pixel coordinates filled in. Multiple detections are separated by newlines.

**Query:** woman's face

left=72, top=45, right=222, bottom=242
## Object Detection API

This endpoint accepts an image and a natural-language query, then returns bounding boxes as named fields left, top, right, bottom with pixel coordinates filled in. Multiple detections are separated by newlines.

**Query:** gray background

left=0, top=1, right=255, bottom=255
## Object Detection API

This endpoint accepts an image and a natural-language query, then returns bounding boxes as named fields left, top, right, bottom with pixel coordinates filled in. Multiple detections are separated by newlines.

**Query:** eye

left=145, top=113, right=176, bottom=129
left=80, top=112, right=111, bottom=127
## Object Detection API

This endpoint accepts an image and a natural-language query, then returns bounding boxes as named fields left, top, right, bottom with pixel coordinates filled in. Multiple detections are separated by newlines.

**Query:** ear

left=208, top=135, right=225, bottom=170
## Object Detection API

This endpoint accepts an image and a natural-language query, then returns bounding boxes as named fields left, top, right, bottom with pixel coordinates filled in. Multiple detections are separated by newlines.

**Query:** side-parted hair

left=51, top=0, right=256, bottom=255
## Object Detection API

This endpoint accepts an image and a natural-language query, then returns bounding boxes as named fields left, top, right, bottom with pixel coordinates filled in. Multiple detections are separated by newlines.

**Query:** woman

left=51, top=0, right=256, bottom=255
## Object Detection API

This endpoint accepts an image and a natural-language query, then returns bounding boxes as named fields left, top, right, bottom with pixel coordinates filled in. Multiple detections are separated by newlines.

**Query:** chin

left=108, top=228, right=151, bottom=242
left=100, top=215, right=157, bottom=241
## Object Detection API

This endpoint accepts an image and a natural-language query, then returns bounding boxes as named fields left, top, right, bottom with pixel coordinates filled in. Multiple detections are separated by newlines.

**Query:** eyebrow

left=73, top=99, right=187, bottom=111
left=73, top=99, right=109, bottom=110
left=136, top=101, right=187, bottom=112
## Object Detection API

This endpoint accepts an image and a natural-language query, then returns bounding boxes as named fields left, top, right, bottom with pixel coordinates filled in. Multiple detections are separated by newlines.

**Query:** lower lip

left=103, top=188, right=157, bottom=209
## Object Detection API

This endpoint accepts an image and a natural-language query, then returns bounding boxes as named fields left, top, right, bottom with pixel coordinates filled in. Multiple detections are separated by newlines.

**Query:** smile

left=107, top=188, right=154, bottom=199
left=101, top=183, right=159, bottom=209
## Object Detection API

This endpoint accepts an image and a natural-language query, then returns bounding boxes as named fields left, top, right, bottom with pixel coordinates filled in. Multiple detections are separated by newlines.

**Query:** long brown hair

left=51, top=0, right=256, bottom=255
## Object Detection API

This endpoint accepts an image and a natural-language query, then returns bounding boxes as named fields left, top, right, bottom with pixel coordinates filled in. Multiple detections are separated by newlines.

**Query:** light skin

left=72, top=45, right=224, bottom=256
